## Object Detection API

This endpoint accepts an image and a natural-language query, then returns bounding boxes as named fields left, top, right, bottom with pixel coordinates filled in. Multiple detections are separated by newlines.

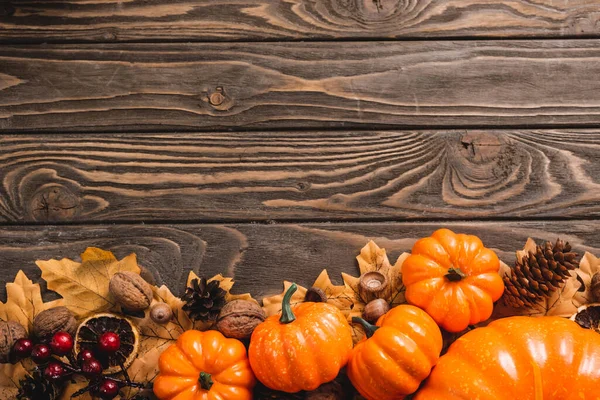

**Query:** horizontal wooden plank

left=0, top=221, right=598, bottom=300
left=1, top=0, right=600, bottom=43
left=1, top=130, right=599, bottom=223
left=2, top=41, right=600, bottom=131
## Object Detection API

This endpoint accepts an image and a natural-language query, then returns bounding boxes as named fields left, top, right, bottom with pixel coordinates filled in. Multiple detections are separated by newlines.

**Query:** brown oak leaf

left=574, top=252, right=600, bottom=307
left=0, top=271, right=63, bottom=333
left=36, top=248, right=140, bottom=318
left=262, top=281, right=308, bottom=318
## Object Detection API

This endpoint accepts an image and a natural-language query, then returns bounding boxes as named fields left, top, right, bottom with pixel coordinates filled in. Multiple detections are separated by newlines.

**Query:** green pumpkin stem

left=199, top=371, right=213, bottom=390
left=446, top=267, right=467, bottom=282
left=352, top=317, right=379, bottom=338
left=280, top=283, right=298, bottom=324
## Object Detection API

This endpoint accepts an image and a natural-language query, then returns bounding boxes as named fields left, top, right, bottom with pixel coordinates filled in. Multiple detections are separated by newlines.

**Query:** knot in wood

left=203, top=86, right=233, bottom=111
left=209, top=91, right=225, bottom=107
left=30, top=185, right=80, bottom=222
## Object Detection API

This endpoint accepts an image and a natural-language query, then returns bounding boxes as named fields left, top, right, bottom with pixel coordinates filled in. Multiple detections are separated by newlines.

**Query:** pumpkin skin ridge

left=415, top=317, right=600, bottom=400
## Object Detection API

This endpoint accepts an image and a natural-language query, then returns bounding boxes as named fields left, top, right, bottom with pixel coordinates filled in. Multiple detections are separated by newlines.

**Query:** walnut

left=150, top=303, right=173, bottom=324
left=0, top=321, right=27, bottom=363
left=33, top=306, right=77, bottom=340
left=109, top=271, right=153, bottom=311
left=216, top=300, right=266, bottom=339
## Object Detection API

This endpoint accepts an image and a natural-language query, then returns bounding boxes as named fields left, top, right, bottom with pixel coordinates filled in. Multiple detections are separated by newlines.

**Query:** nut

left=362, top=298, right=390, bottom=323
left=150, top=303, right=173, bottom=324
left=33, top=306, right=78, bottom=340
left=304, top=287, right=327, bottom=303
left=591, top=273, right=600, bottom=302
left=109, top=271, right=153, bottom=311
left=216, top=300, right=266, bottom=339
left=0, top=321, right=27, bottom=363
left=358, top=271, right=389, bottom=303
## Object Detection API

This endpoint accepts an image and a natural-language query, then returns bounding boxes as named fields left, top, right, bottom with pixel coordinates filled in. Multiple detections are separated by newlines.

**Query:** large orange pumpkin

left=415, top=316, right=600, bottom=399
left=402, top=228, right=504, bottom=332
left=347, top=305, right=443, bottom=400
left=153, top=330, right=255, bottom=400
left=249, top=283, right=353, bottom=393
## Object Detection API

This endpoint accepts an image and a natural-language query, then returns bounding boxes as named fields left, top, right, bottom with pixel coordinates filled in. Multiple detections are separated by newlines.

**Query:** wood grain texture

left=1, top=130, right=600, bottom=223
left=2, top=0, right=600, bottom=43
left=0, top=222, right=598, bottom=300
left=3, top=40, right=600, bottom=131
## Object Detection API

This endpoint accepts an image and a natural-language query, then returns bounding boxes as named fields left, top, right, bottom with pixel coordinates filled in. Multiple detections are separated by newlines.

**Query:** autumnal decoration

left=347, top=305, right=442, bottom=400
left=149, top=303, right=172, bottom=325
left=0, top=321, right=27, bottom=363
left=361, top=299, right=389, bottom=323
left=182, top=277, right=227, bottom=322
left=304, top=287, right=327, bottom=303
left=402, top=228, right=505, bottom=332
left=249, top=283, right=353, bottom=393
left=109, top=272, right=153, bottom=312
left=502, top=238, right=578, bottom=308
left=215, top=300, right=266, bottom=340
left=32, top=307, right=77, bottom=341
left=570, top=304, right=600, bottom=333
left=416, top=316, right=600, bottom=399
left=574, top=251, right=600, bottom=306
left=153, top=330, right=255, bottom=400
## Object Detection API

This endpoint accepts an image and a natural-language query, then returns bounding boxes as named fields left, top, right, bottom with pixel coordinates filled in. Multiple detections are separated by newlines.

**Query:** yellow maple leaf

left=262, top=281, right=307, bottom=317
left=36, top=248, right=140, bottom=318
left=0, top=271, right=63, bottom=332
left=574, top=252, right=600, bottom=307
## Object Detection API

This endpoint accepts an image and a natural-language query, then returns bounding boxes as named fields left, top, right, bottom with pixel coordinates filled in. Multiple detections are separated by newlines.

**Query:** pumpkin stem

left=352, top=317, right=379, bottom=338
left=199, top=371, right=213, bottom=390
left=280, top=283, right=297, bottom=324
left=445, top=267, right=467, bottom=282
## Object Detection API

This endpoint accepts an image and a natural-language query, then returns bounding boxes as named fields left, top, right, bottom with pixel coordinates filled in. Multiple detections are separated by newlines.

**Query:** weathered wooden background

left=1, top=0, right=600, bottom=300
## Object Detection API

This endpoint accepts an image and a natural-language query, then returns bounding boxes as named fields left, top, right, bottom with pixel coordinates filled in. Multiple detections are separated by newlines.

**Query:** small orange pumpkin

left=402, top=228, right=504, bottom=332
left=153, top=330, right=255, bottom=400
left=249, top=283, right=353, bottom=393
left=415, top=316, right=600, bottom=399
left=347, top=305, right=443, bottom=400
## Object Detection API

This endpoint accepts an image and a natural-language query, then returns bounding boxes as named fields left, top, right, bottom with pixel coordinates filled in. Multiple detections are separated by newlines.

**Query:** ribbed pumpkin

left=249, top=283, right=353, bottom=393
left=402, top=228, right=504, bottom=332
left=153, top=330, right=255, bottom=400
left=415, top=316, right=600, bottom=399
left=347, top=305, right=443, bottom=400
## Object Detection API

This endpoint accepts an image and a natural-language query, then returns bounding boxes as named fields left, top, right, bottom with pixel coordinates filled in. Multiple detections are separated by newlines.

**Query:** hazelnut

left=591, top=273, right=600, bottom=302
left=358, top=271, right=388, bottom=303
left=304, top=287, right=327, bottom=303
left=150, top=303, right=173, bottom=324
left=362, top=299, right=390, bottom=323
left=216, top=300, right=266, bottom=339
left=33, top=306, right=78, bottom=340
left=109, top=271, right=153, bottom=311
left=0, top=321, right=27, bottom=363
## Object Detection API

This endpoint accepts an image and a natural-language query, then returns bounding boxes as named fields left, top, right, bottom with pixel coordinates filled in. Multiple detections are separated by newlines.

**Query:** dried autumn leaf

left=186, top=272, right=256, bottom=304
left=574, top=252, right=600, bottom=307
left=36, top=248, right=140, bottom=318
left=516, top=237, right=537, bottom=263
left=0, top=270, right=63, bottom=332
left=262, top=281, right=307, bottom=317
left=0, top=362, right=28, bottom=399
left=60, top=377, right=92, bottom=400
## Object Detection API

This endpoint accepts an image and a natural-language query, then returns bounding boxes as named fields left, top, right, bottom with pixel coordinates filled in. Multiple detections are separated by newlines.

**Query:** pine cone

left=17, top=369, right=59, bottom=400
left=182, top=277, right=227, bottom=322
left=502, top=239, right=578, bottom=308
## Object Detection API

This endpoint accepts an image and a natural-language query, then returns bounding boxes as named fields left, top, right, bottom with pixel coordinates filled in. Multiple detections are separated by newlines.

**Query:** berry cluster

left=13, top=331, right=142, bottom=400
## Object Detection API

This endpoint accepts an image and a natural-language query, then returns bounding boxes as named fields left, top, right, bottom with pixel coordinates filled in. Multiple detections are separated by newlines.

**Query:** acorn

left=216, top=300, right=266, bottom=340
left=33, top=306, right=77, bottom=340
left=362, top=299, right=390, bottom=323
left=304, top=287, right=327, bottom=303
left=150, top=303, right=173, bottom=324
left=109, top=271, right=153, bottom=311
left=358, top=271, right=388, bottom=303
left=0, top=321, right=27, bottom=363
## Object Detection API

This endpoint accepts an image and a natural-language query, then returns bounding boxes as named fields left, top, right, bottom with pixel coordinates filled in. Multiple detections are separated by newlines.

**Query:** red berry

left=98, top=332, right=120, bottom=354
left=50, top=331, right=73, bottom=356
left=31, top=344, right=52, bottom=364
left=96, top=379, right=119, bottom=399
left=82, top=358, right=103, bottom=376
left=77, top=349, right=95, bottom=364
left=12, top=339, right=33, bottom=358
left=44, top=362, right=66, bottom=381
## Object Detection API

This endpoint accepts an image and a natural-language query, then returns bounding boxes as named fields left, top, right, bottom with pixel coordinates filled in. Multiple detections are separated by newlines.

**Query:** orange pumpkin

left=415, top=316, right=600, bottom=399
left=249, top=283, right=353, bottom=393
left=402, top=228, right=504, bottom=332
left=153, top=330, right=255, bottom=400
left=347, top=305, right=443, bottom=400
